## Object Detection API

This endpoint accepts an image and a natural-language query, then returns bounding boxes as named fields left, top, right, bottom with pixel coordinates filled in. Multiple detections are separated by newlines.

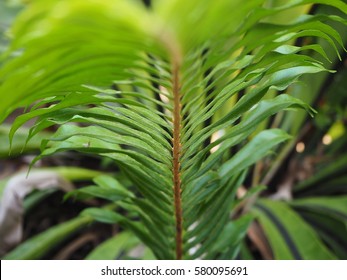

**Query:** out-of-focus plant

left=1, top=0, right=347, bottom=260
left=243, top=2, right=347, bottom=260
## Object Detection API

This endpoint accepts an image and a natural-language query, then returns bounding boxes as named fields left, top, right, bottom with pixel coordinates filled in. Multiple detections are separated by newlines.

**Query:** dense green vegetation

left=0, top=0, right=346, bottom=260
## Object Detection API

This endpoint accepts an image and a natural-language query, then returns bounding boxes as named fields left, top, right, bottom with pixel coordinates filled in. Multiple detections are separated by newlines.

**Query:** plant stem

left=159, top=29, right=183, bottom=259
left=172, top=61, right=183, bottom=260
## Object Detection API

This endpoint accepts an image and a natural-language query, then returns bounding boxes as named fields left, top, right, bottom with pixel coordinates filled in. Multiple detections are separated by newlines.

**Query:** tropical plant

left=0, top=0, right=347, bottom=260
left=249, top=33, right=347, bottom=259
left=244, top=2, right=347, bottom=259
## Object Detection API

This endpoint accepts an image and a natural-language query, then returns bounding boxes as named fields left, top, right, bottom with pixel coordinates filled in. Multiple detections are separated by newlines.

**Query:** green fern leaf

left=1, top=0, right=346, bottom=259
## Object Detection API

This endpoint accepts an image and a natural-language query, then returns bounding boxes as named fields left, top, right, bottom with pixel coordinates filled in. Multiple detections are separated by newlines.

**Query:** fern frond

left=0, top=0, right=346, bottom=259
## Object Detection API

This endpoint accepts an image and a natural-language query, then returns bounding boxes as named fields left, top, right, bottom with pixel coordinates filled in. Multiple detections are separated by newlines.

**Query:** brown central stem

left=159, top=30, right=183, bottom=259
left=172, top=62, right=183, bottom=260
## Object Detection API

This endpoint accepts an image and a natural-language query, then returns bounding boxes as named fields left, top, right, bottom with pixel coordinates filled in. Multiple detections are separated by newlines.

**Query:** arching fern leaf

left=0, top=0, right=346, bottom=259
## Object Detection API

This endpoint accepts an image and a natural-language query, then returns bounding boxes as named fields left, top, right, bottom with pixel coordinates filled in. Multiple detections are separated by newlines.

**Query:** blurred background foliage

left=0, top=0, right=346, bottom=260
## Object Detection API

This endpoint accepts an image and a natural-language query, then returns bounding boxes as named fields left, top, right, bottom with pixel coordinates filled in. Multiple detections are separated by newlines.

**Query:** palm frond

left=1, top=0, right=346, bottom=259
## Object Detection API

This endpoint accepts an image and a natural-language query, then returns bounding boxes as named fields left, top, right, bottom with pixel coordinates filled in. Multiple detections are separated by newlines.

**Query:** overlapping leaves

left=1, top=0, right=347, bottom=259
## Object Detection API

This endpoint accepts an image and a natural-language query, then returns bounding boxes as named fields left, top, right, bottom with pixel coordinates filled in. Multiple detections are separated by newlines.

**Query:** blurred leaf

left=0, top=125, right=52, bottom=158
left=85, top=231, right=139, bottom=260
left=1, top=0, right=347, bottom=260
left=252, top=199, right=336, bottom=259
left=207, top=214, right=254, bottom=259
left=2, top=215, right=92, bottom=260
left=291, top=196, right=347, bottom=218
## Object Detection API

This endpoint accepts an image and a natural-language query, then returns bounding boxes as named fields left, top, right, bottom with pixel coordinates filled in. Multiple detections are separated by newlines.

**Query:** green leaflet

left=182, top=93, right=315, bottom=180
left=291, top=197, right=347, bottom=259
left=94, top=175, right=133, bottom=196
left=0, top=125, right=52, bottom=157
left=3, top=215, right=92, bottom=260
left=81, top=208, right=127, bottom=224
left=82, top=207, right=171, bottom=259
left=66, top=185, right=129, bottom=202
left=207, top=214, right=254, bottom=259
left=291, top=196, right=347, bottom=220
left=253, top=199, right=336, bottom=260
left=85, top=231, right=141, bottom=260
left=219, top=129, right=291, bottom=179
